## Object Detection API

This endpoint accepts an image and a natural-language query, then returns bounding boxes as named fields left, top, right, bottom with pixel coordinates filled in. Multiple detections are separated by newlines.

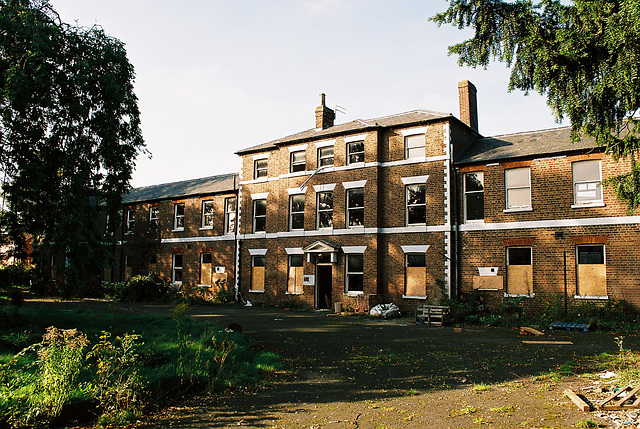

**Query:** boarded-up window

left=577, top=245, right=606, bottom=297
left=573, top=160, right=602, bottom=205
left=251, top=255, right=265, bottom=292
left=287, top=255, right=304, bottom=294
left=405, top=253, right=426, bottom=297
left=505, top=167, right=531, bottom=209
left=506, top=247, right=533, bottom=295
left=200, top=253, right=212, bottom=285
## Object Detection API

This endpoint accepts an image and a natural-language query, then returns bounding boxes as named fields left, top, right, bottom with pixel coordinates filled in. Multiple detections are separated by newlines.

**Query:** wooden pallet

left=549, top=321, right=592, bottom=332
left=416, top=305, right=449, bottom=326
left=598, top=386, right=640, bottom=410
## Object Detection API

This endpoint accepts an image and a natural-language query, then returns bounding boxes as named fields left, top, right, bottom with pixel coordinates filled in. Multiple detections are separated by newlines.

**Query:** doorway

left=316, top=257, right=332, bottom=310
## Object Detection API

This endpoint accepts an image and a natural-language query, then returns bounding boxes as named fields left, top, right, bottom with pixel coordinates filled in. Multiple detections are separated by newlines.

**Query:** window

left=346, top=254, right=364, bottom=293
left=405, top=253, right=426, bottom=297
left=149, top=206, right=159, bottom=230
left=464, top=172, right=484, bottom=222
left=505, top=167, right=531, bottom=210
left=173, top=203, right=185, bottom=230
left=576, top=245, right=607, bottom=297
left=200, top=253, right=212, bottom=285
left=125, top=207, right=136, bottom=233
left=317, top=191, right=333, bottom=228
left=224, top=197, right=236, bottom=235
left=172, top=253, right=183, bottom=284
left=289, top=194, right=305, bottom=230
left=573, top=160, right=602, bottom=205
left=251, top=255, right=265, bottom=292
left=506, top=247, right=533, bottom=295
left=201, top=200, right=214, bottom=228
left=406, top=184, right=426, bottom=225
left=405, top=134, right=425, bottom=159
left=290, top=151, right=306, bottom=173
left=287, top=254, right=304, bottom=294
left=347, top=141, right=364, bottom=164
left=318, top=146, right=334, bottom=167
left=254, top=159, right=268, bottom=179
left=347, top=188, right=364, bottom=227
left=253, top=199, right=266, bottom=232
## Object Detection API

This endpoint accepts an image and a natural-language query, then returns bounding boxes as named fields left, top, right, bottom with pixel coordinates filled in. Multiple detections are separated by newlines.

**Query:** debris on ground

left=369, top=303, right=400, bottom=319
left=520, top=326, right=545, bottom=336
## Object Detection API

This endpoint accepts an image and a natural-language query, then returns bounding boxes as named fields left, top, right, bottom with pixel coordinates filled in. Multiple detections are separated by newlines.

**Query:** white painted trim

left=285, top=247, right=304, bottom=255
left=380, top=225, right=449, bottom=234
left=313, top=183, right=336, bottom=192
left=574, top=295, right=608, bottom=300
left=401, top=175, right=429, bottom=185
left=250, top=192, right=269, bottom=200
left=162, top=235, right=238, bottom=244
left=343, top=134, right=367, bottom=143
left=248, top=248, right=268, bottom=256
left=504, top=293, right=536, bottom=298
left=486, top=163, right=499, bottom=167
left=571, top=202, right=605, bottom=209
left=342, top=180, right=367, bottom=189
left=459, top=216, right=640, bottom=232
left=379, top=155, right=447, bottom=168
left=503, top=207, right=533, bottom=213
left=342, top=246, right=367, bottom=254
left=287, top=144, right=307, bottom=152
left=403, top=295, right=427, bottom=300
left=248, top=289, right=265, bottom=293
left=314, top=139, right=335, bottom=148
left=401, top=245, right=430, bottom=253
left=400, top=126, right=427, bottom=136
left=287, top=187, right=307, bottom=195
left=252, top=153, right=269, bottom=160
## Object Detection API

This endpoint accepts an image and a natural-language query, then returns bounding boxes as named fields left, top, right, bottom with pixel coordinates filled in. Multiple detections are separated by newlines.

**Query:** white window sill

left=465, top=219, right=484, bottom=224
left=476, top=288, right=499, bottom=291
left=571, top=202, right=605, bottom=209
left=253, top=177, right=268, bottom=183
left=125, top=231, right=133, bottom=235
left=253, top=230, right=267, bottom=234
left=172, top=229, right=184, bottom=232
left=347, top=162, right=365, bottom=167
left=200, top=226, right=214, bottom=231
left=249, top=290, right=265, bottom=293
left=348, top=225, right=365, bottom=229
left=402, top=295, right=426, bottom=300
left=504, top=293, right=535, bottom=298
left=503, top=207, right=533, bottom=213
left=285, top=292, right=304, bottom=295
left=344, top=292, right=363, bottom=297
left=406, top=223, right=427, bottom=227
left=197, top=284, right=212, bottom=288
left=574, top=295, right=608, bottom=300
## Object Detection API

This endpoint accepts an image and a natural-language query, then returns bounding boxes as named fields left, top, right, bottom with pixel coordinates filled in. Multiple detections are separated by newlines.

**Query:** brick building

left=116, top=80, right=640, bottom=311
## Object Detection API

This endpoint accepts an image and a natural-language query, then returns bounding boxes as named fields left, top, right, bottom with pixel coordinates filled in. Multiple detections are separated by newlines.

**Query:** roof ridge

left=129, top=172, right=237, bottom=192
left=484, top=125, right=572, bottom=139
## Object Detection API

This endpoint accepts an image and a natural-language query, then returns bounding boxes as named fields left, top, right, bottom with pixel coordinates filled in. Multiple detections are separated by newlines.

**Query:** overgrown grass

left=0, top=304, right=282, bottom=427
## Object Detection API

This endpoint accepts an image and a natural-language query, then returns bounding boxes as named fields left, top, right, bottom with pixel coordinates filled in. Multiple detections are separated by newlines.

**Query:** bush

left=104, top=273, right=177, bottom=302
left=0, top=263, right=34, bottom=290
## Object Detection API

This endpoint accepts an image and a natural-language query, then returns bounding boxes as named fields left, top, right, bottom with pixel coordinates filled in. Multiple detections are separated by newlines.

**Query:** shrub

left=0, top=263, right=34, bottom=289
left=104, top=273, right=176, bottom=302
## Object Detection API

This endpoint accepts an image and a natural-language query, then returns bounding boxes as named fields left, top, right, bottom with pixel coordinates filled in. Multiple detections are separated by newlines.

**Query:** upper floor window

left=201, top=200, right=214, bottom=228
left=406, top=184, right=426, bottom=225
left=149, top=206, right=159, bottom=230
left=173, top=203, right=185, bottom=231
left=405, top=134, right=425, bottom=159
left=317, top=191, right=333, bottom=228
left=125, top=207, right=136, bottom=233
left=289, top=194, right=305, bottom=230
left=224, top=197, right=236, bottom=235
left=505, top=167, right=531, bottom=210
left=290, top=151, right=306, bottom=173
left=254, top=159, right=268, bottom=179
left=347, top=141, right=364, bottom=164
left=253, top=199, right=266, bottom=232
left=318, top=146, right=334, bottom=167
left=464, top=172, right=484, bottom=222
left=572, top=160, right=602, bottom=206
left=347, top=188, right=364, bottom=227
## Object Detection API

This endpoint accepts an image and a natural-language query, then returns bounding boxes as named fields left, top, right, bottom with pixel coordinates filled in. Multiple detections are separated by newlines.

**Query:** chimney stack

left=458, top=80, right=478, bottom=133
left=315, top=93, right=335, bottom=130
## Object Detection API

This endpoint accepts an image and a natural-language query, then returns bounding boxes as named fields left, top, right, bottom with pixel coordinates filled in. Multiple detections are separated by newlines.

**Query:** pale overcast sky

left=52, top=0, right=563, bottom=188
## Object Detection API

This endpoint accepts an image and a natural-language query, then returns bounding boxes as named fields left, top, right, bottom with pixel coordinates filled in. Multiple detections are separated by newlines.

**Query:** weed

left=472, top=415, right=491, bottom=425
left=472, top=383, right=491, bottom=393
left=448, top=405, right=477, bottom=417
left=576, top=418, right=600, bottom=428
left=489, top=405, right=515, bottom=414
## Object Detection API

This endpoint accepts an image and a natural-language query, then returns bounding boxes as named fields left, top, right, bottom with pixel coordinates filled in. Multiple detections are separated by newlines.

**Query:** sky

left=52, top=0, right=564, bottom=188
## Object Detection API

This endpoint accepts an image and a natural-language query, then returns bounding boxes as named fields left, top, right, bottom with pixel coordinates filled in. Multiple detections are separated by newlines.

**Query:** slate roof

left=122, top=173, right=238, bottom=204
left=455, top=127, right=601, bottom=165
left=236, top=109, right=454, bottom=155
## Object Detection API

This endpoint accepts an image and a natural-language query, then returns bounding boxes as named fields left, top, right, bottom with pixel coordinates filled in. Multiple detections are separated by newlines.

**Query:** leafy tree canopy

left=0, top=0, right=145, bottom=294
left=433, top=0, right=640, bottom=211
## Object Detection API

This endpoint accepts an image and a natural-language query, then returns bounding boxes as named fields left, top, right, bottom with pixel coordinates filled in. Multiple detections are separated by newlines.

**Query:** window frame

left=289, top=194, right=305, bottom=231
left=572, top=160, right=603, bottom=206
left=290, top=150, right=306, bottom=173
left=172, top=253, right=183, bottom=284
left=254, top=159, right=268, bottom=179
left=253, top=199, right=267, bottom=233
left=405, top=184, right=426, bottom=226
left=287, top=254, right=304, bottom=295
left=148, top=206, right=159, bottom=230
left=575, top=244, right=607, bottom=298
left=251, top=255, right=266, bottom=292
left=464, top=171, right=484, bottom=222
left=346, top=188, right=365, bottom=228
left=345, top=253, right=364, bottom=294
left=201, top=200, right=214, bottom=229
left=404, top=134, right=425, bottom=159
left=173, top=203, right=185, bottom=231
left=199, top=252, right=213, bottom=286
left=125, top=207, right=136, bottom=234
left=318, top=146, right=334, bottom=167
left=347, top=141, right=365, bottom=165
left=404, top=253, right=426, bottom=298
left=316, top=191, right=334, bottom=229
left=224, top=197, right=236, bottom=235
left=505, top=167, right=532, bottom=210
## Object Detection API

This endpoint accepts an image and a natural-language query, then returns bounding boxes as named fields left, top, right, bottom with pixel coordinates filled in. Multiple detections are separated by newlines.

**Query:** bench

left=416, top=304, right=450, bottom=326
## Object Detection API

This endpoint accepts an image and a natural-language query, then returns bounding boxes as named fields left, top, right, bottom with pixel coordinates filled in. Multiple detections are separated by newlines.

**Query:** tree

left=0, top=0, right=146, bottom=295
left=432, top=0, right=640, bottom=211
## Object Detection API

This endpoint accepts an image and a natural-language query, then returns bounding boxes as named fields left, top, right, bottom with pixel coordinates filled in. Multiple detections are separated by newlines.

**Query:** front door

left=316, top=263, right=332, bottom=309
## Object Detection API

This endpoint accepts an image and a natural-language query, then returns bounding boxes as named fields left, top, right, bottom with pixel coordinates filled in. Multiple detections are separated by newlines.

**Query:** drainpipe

left=234, top=171, right=242, bottom=302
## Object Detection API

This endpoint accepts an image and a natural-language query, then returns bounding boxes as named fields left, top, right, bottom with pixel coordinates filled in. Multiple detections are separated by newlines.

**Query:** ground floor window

left=576, top=245, right=606, bottom=297
left=506, top=247, right=533, bottom=295
left=287, top=255, right=304, bottom=294
left=345, top=254, right=364, bottom=293
left=405, top=253, right=426, bottom=297
left=251, top=255, right=265, bottom=292
left=172, top=254, right=183, bottom=284
left=200, top=253, right=213, bottom=285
